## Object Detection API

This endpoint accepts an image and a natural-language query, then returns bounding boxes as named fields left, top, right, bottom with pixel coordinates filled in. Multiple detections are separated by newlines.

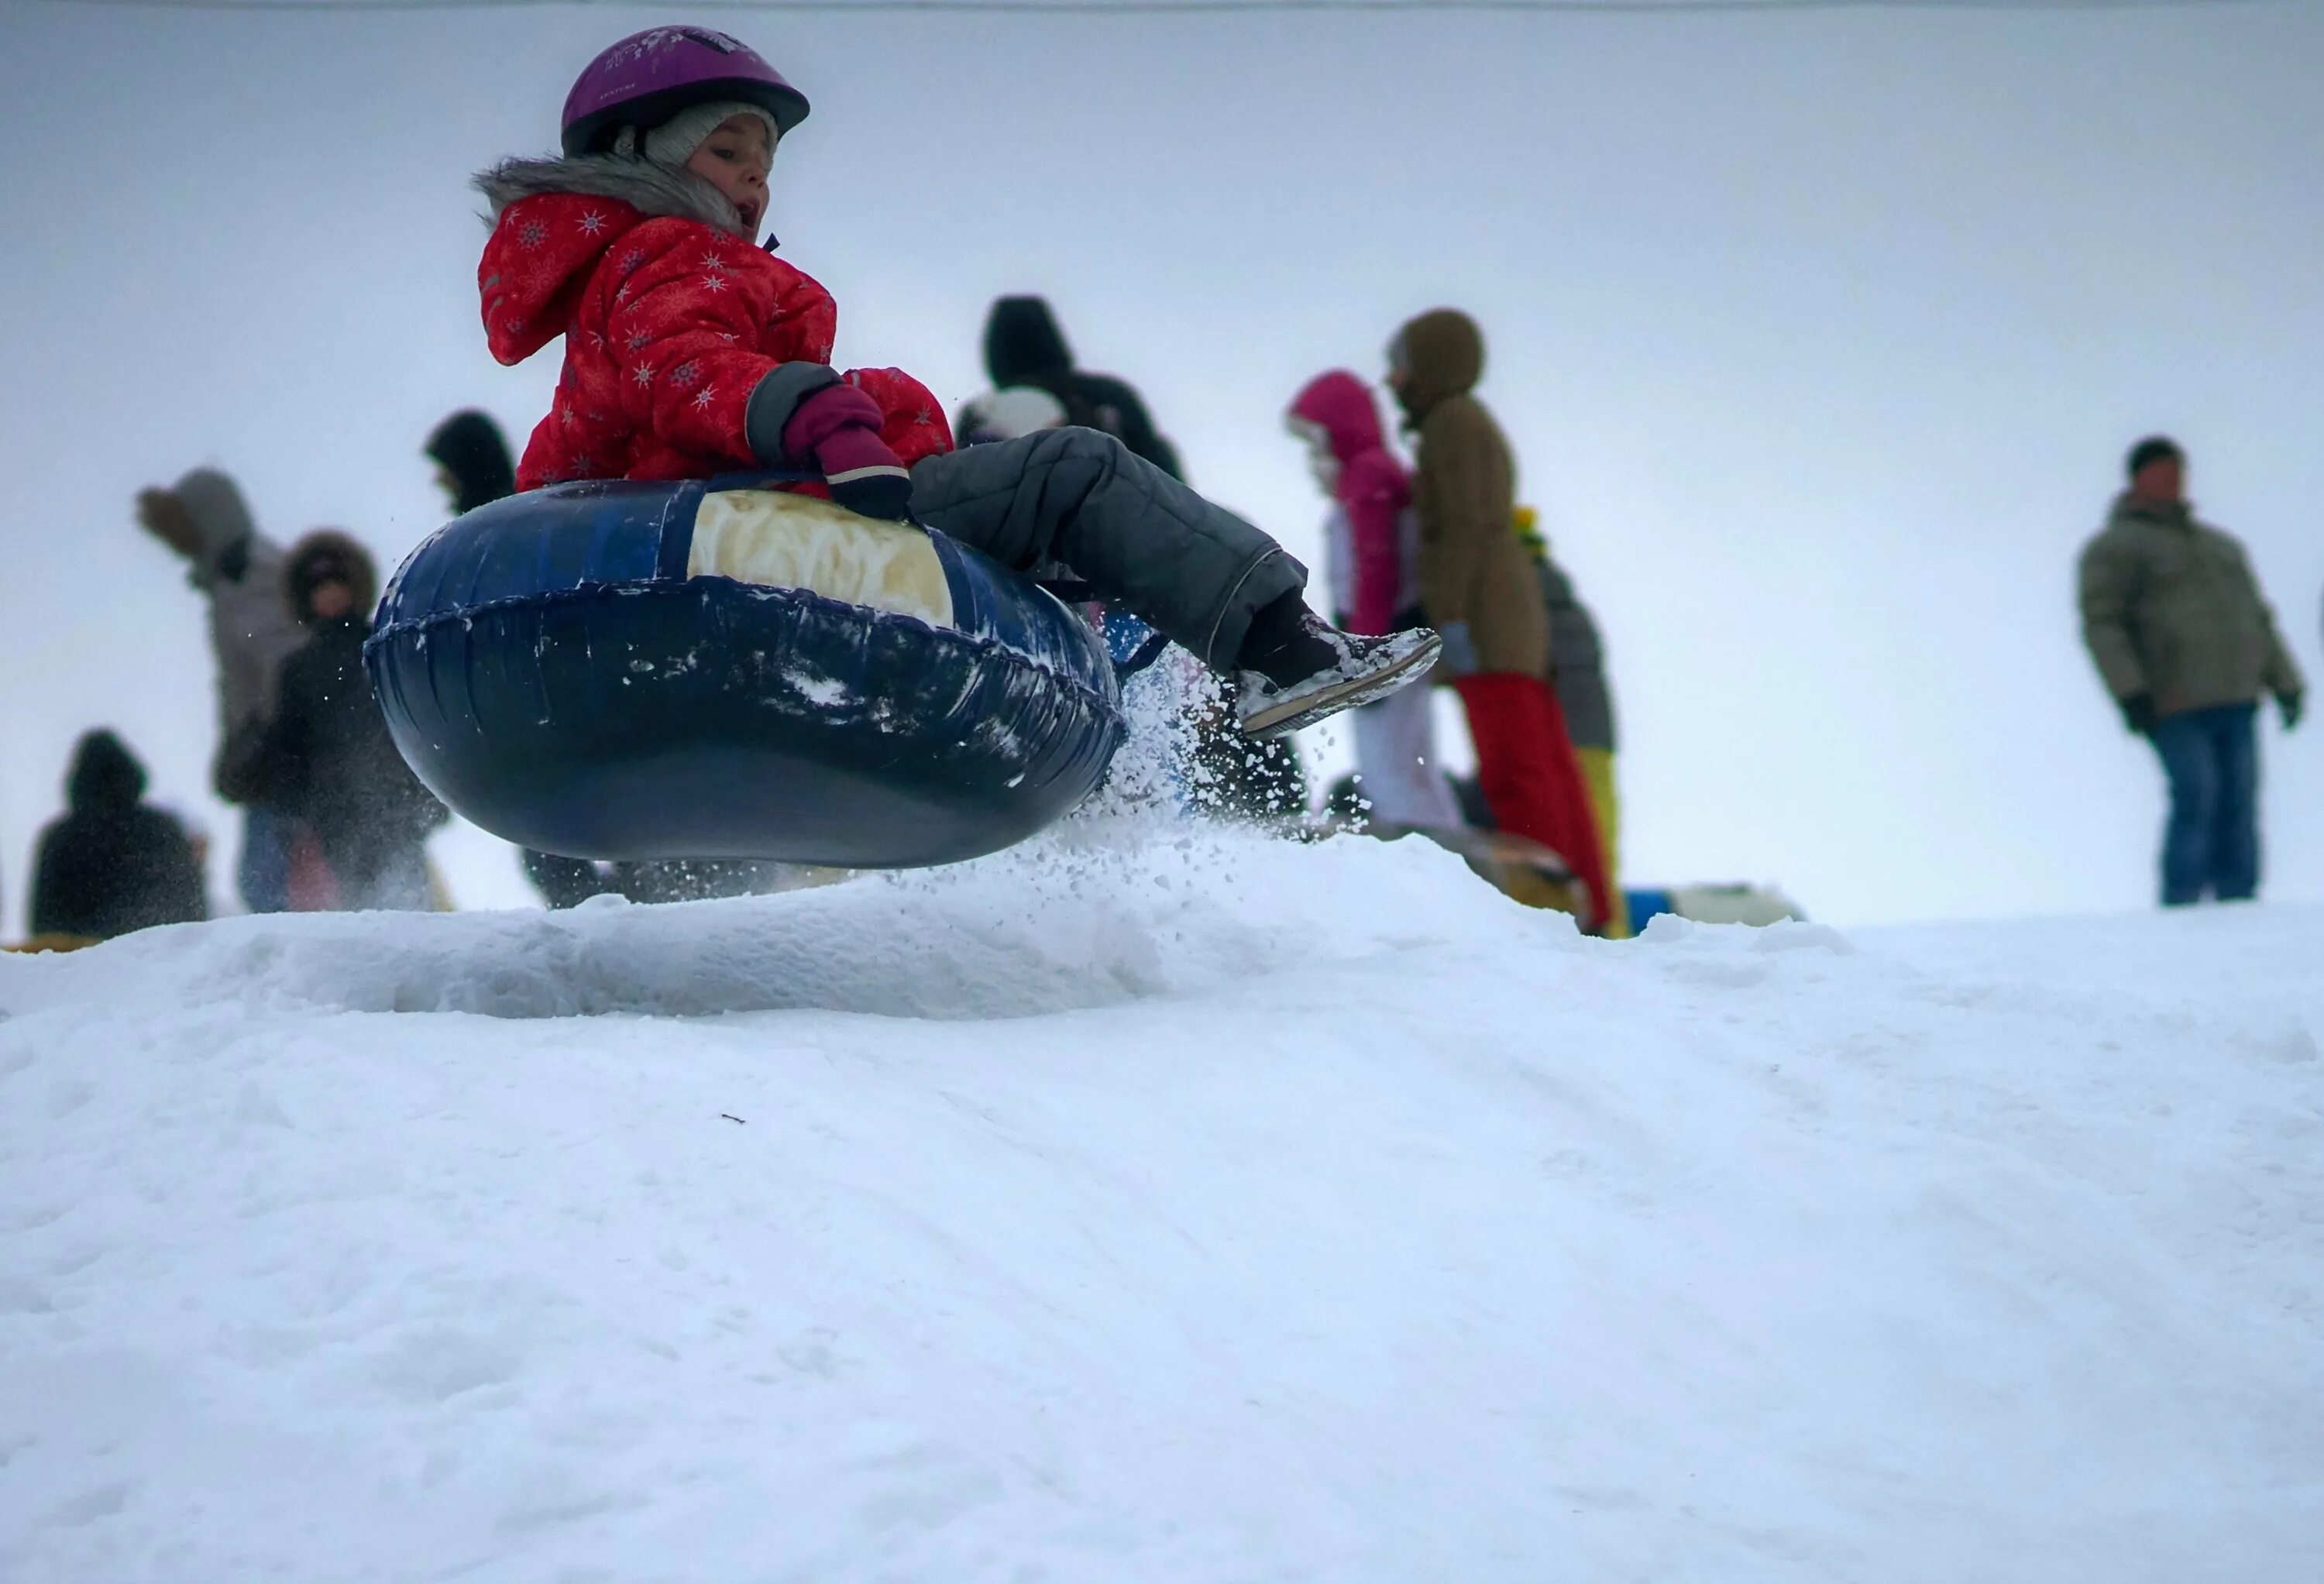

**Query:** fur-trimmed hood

left=284, top=529, right=379, bottom=626
left=474, top=153, right=747, bottom=237
left=475, top=153, right=772, bottom=369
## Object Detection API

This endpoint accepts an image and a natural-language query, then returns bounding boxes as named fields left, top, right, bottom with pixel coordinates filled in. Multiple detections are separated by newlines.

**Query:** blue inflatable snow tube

left=364, top=476, right=1126, bottom=869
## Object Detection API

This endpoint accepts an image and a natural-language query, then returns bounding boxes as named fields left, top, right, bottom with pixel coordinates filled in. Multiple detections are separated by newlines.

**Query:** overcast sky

left=2, top=0, right=2319, bottom=931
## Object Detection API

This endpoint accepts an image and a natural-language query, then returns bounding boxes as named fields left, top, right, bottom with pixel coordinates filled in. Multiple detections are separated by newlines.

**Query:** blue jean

left=237, top=806, right=294, bottom=915
left=2147, top=703, right=2260, bottom=906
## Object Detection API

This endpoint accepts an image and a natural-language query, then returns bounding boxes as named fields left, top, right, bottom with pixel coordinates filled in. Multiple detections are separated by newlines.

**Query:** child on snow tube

left=473, top=26, right=1438, bottom=740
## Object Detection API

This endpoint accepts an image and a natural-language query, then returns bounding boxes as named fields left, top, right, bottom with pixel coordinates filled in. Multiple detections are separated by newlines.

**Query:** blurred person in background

left=227, top=533, right=447, bottom=911
left=424, top=408, right=813, bottom=908
left=1287, top=369, right=1461, bottom=832
left=427, top=408, right=616, bottom=909
left=1391, top=308, right=1612, bottom=927
left=981, top=296, right=1183, bottom=479
left=2078, top=436, right=2305, bottom=906
left=29, top=730, right=208, bottom=945
left=426, top=408, right=519, bottom=515
left=962, top=318, right=1303, bottom=820
left=959, top=383, right=1308, bottom=822
left=136, top=469, right=304, bottom=912
left=954, top=384, right=1068, bottom=448
left=1517, top=507, right=1628, bottom=937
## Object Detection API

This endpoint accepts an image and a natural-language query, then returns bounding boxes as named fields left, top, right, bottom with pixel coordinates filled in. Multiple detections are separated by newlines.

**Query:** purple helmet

left=562, top=26, right=810, bottom=157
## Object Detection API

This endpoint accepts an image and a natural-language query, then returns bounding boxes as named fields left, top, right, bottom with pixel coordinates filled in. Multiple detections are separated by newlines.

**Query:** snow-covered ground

left=2, top=824, right=2319, bottom=1582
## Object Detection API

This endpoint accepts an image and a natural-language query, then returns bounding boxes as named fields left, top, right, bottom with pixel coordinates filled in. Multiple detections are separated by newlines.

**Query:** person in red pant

left=1389, top=309, right=1613, bottom=929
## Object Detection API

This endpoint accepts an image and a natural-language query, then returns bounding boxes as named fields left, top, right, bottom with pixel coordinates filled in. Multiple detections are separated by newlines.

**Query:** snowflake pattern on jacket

left=475, top=158, right=951, bottom=490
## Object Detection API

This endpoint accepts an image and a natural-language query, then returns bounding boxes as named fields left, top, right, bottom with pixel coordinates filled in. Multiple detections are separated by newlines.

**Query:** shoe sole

left=1239, top=634, right=1443, bottom=740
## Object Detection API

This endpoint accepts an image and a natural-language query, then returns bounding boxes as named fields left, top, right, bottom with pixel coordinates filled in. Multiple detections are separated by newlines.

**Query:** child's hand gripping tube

left=746, top=366, right=914, bottom=522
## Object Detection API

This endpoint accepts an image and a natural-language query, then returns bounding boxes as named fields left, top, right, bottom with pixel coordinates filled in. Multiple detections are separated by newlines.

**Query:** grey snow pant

left=909, top=428, right=1305, bottom=669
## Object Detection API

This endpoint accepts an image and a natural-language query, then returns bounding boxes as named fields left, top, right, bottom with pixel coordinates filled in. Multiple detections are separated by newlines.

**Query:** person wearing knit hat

left=464, top=26, right=1439, bottom=748
left=641, top=100, right=779, bottom=169
left=2078, top=437, right=2305, bottom=906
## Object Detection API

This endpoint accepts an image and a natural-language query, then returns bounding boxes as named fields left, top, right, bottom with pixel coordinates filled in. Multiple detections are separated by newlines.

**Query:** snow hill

left=2, top=825, right=2320, bottom=1582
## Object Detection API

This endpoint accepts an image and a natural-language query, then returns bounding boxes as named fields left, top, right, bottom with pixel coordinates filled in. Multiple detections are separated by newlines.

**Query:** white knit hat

left=642, top=100, right=780, bottom=167
left=959, top=387, right=1067, bottom=444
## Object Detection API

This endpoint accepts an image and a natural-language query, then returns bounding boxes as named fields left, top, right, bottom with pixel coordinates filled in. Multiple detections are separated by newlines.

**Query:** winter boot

left=1232, top=593, right=1441, bottom=740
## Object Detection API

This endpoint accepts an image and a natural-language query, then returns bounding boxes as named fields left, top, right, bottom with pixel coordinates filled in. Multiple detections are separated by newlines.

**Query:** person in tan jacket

left=2078, top=436, right=2305, bottom=905
left=1390, top=309, right=1612, bottom=927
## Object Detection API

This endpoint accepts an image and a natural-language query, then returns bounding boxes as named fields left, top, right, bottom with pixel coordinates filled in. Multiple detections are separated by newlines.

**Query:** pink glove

left=783, top=383, right=913, bottom=521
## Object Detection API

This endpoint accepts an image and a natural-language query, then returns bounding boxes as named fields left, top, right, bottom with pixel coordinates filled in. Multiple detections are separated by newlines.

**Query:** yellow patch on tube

left=689, top=489, right=954, bottom=630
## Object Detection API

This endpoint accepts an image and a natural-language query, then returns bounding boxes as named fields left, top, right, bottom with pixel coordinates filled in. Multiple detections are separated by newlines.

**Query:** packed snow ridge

left=2, top=825, right=2319, bottom=1582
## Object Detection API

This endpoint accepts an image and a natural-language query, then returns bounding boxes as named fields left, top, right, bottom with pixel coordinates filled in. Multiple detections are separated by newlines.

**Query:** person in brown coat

left=1389, top=309, right=1611, bottom=926
left=2078, top=435, right=2304, bottom=905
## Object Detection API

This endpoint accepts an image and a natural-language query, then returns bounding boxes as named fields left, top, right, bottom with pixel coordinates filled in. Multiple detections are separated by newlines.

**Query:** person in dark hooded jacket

left=424, top=410, right=616, bottom=909
left=232, top=532, right=448, bottom=910
left=420, top=410, right=808, bottom=909
left=1515, top=505, right=1626, bottom=935
left=30, top=731, right=208, bottom=942
left=980, top=297, right=1184, bottom=480
left=426, top=410, right=520, bottom=516
left=967, top=302, right=1303, bottom=816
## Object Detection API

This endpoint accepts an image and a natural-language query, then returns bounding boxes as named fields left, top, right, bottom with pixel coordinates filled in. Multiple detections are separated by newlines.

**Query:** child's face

left=309, top=578, right=355, bottom=622
left=1306, top=438, right=1341, bottom=495
left=686, top=115, right=773, bottom=236
left=1284, top=417, right=1339, bottom=497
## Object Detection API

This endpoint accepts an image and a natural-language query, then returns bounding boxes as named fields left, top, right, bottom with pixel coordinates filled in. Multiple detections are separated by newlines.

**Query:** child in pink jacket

left=1288, top=373, right=1463, bottom=830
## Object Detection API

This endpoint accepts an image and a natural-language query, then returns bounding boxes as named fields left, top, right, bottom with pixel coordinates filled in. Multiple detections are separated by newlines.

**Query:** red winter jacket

left=475, top=156, right=951, bottom=490
left=1290, top=371, right=1414, bottom=637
